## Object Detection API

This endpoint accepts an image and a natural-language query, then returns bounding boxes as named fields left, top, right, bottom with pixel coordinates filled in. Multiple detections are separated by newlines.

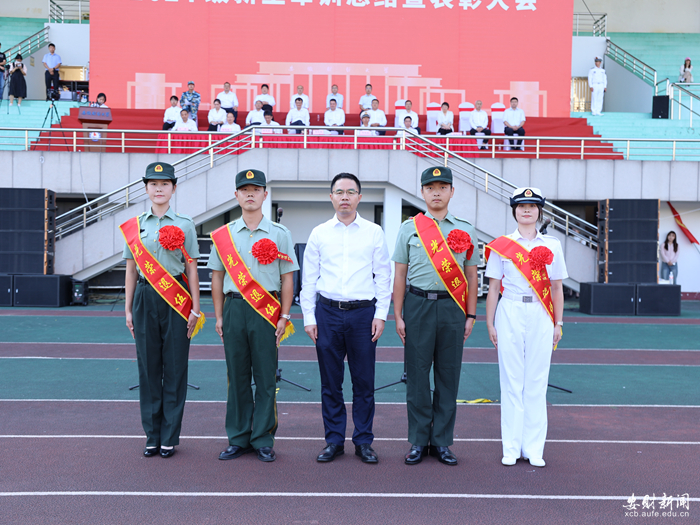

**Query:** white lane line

left=0, top=435, right=697, bottom=445
left=0, top=491, right=698, bottom=501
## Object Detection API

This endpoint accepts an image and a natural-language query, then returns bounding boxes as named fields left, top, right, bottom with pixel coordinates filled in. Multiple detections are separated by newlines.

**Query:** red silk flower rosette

left=529, top=246, right=554, bottom=271
left=447, top=229, right=474, bottom=260
left=252, top=238, right=293, bottom=265
left=159, top=225, right=194, bottom=263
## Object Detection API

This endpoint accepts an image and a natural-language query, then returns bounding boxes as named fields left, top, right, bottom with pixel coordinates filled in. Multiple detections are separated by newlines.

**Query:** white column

left=383, top=185, right=403, bottom=283
left=262, top=186, right=273, bottom=220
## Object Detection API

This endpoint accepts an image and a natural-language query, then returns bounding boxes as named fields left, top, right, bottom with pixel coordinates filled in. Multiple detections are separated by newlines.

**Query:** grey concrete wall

left=571, top=37, right=608, bottom=77
left=604, top=59, right=654, bottom=113
left=573, top=0, right=700, bottom=33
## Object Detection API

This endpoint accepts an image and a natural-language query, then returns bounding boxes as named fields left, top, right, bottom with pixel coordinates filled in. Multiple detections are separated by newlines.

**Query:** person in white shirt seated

left=254, top=84, right=276, bottom=113
left=436, top=102, right=454, bottom=135
left=217, top=82, right=239, bottom=123
left=358, top=84, right=377, bottom=114
left=503, top=97, right=526, bottom=151
left=326, top=84, right=344, bottom=110
left=468, top=99, right=491, bottom=149
left=163, top=96, right=181, bottom=130
left=286, top=97, right=311, bottom=134
left=356, top=113, right=377, bottom=136
left=397, top=115, right=419, bottom=137
left=174, top=109, right=198, bottom=132
left=324, top=98, right=346, bottom=134
left=404, top=100, right=420, bottom=134
left=367, top=99, right=387, bottom=136
left=219, top=111, right=242, bottom=133
left=246, top=100, right=266, bottom=127
left=207, top=99, right=227, bottom=132
left=290, top=85, right=310, bottom=110
left=260, top=111, right=283, bottom=134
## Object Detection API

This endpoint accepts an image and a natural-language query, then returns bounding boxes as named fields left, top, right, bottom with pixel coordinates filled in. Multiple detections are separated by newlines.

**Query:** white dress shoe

left=528, top=457, right=546, bottom=467
left=501, top=456, right=517, bottom=466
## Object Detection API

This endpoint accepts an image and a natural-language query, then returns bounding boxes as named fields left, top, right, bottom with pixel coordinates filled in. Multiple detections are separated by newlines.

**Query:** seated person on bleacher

left=356, top=112, right=378, bottom=136
left=174, top=109, right=198, bottom=132
left=326, top=84, right=344, bottom=109
left=245, top=100, right=266, bottom=127
left=220, top=111, right=242, bottom=133
left=436, top=102, right=454, bottom=135
left=468, top=99, right=491, bottom=149
left=217, top=82, right=239, bottom=122
left=285, top=97, right=311, bottom=133
left=397, top=115, right=419, bottom=137
left=254, top=84, right=276, bottom=113
left=290, top=85, right=310, bottom=110
left=404, top=100, right=420, bottom=134
left=358, top=84, right=377, bottom=114
left=367, top=99, right=387, bottom=136
left=503, top=97, right=526, bottom=151
left=207, top=99, right=227, bottom=131
left=324, top=99, right=345, bottom=134
left=180, top=81, right=201, bottom=122
left=261, top=111, right=283, bottom=133
left=163, top=96, right=181, bottom=130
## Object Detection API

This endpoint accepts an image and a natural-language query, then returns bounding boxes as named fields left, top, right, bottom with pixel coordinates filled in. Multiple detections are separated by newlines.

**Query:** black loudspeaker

left=0, top=274, right=12, bottom=306
left=0, top=253, right=54, bottom=274
left=652, top=95, right=670, bottom=119
left=0, top=231, right=54, bottom=252
left=293, top=243, right=306, bottom=298
left=603, top=262, right=658, bottom=284
left=636, top=284, right=681, bottom=316
left=13, top=274, right=71, bottom=307
left=0, top=209, right=55, bottom=231
left=197, top=267, right=212, bottom=286
left=0, top=188, right=56, bottom=209
left=600, top=199, right=659, bottom=220
left=604, top=241, right=658, bottom=262
left=605, top=220, right=659, bottom=241
left=579, top=282, right=636, bottom=315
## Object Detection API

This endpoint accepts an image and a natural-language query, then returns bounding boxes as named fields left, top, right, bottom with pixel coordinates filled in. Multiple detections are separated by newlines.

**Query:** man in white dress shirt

left=162, top=96, right=181, bottom=130
left=367, top=99, right=387, bottom=136
left=503, top=97, right=526, bottom=151
left=588, top=57, right=607, bottom=116
left=246, top=100, right=266, bottom=127
left=260, top=111, right=282, bottom=133
left=404, top=100, right=420, bottom=133
left=326, top=84, right=344, bottom=109
left=207, top=99, right=227, bottom=131
left=220, top=111, right=242, bottom=133
left=397, top=115, right=419, bottom=137
left=174, top=109, right=198, bottom=132
left=358, top=84, right=377, bottom=114
left=468, top=99, right=491, bottom=149
left=324, top=99, right=346, bottom=134
left=290, top=85, right=310, bottom=110
left=254, top=84, right=276, bottom=113
left=285, top=98, right=310, bottom=134
left=42, top=43, right=62, bottom=99
left=301, top=173, right=391, bottom=465
left=217, top=82, right=240, bottom=122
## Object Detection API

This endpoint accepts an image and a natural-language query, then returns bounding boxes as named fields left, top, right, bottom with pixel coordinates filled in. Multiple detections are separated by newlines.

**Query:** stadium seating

left=0, top=17, right=46, bottom=49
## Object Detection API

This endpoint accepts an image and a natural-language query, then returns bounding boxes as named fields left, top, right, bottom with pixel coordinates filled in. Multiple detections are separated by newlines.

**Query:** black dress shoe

left=317, top=443, right=344, bottom=462
left=160, top=447, right=176, bottom=458
left=404, top=445, right=427, bottom=465
left=256, top=446, right=276, bottom=462
left=143, top=447, right=160, bottom=457
left=355, top=444, right=378, bottom=464
left=429, top=445, right=458, bottom=466
left=219, top=445, right=254, bottom=460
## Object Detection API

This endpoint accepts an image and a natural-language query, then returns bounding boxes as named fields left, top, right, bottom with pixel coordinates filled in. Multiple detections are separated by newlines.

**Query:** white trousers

left=591, top=85, right=605, bottom=115
left=495, top=297, right=553, bottom=460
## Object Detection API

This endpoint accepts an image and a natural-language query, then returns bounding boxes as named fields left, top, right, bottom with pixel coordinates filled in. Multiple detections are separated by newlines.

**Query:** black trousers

left=45, top=69, right=60, bottom=93
left=469, top=128, right=491, bottom=146
left=504, top=126, right=525, bottom=147
left=207, top=124, right=221, bottom=132
left=223, top=107, right=238, bottom=122
left=375, top=128, right=387, bottom=136
left=437, top=128, right=453, bottom=136
left=162, top=122, right=176, bottom=131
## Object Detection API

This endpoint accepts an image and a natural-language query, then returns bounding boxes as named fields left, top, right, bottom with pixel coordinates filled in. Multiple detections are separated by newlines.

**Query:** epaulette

left=271, top=221, right=290, bottom=232
left=175, top=212, right=195, bottom=223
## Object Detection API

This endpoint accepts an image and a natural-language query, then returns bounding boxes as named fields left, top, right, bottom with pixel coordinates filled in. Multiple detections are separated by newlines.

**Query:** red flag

left=667, top=202, right=699, bottom=245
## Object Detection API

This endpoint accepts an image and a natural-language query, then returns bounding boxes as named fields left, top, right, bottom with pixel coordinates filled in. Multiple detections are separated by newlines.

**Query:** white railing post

left=672, top=140, right=676, bottom=161
left=303, top=128, right=307, bottom=149
left=536, top=138, right=540, bottom=159
left=73, top=131, right=77, bottom=152
left=167, top=133, right=171, bottom=154
left=580, top=139, right=585, bottom=160
left=626, top=140, right=630, bottom=159
left=25, top=130, right=29, bottom=151
left=121, top=132, right=125, bottom=153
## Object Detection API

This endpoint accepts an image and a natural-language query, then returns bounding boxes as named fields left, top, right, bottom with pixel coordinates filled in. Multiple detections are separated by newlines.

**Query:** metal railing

left=573, top=12, right=607, bottom=37
left=655, top=79, right=700, bottom=127
left=49, top=0, right=89, bottom=22
left=51, top=125, right=599, bottom=248
left=49, top=0, right=65, bottom=23
left=2, top=27, right=51, bottom=63
left=605, top=39, right=657, bottom=87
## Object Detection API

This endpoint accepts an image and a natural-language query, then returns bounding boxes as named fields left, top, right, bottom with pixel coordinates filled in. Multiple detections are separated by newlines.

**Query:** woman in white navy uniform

left=484, top=187, right=567, bottom=468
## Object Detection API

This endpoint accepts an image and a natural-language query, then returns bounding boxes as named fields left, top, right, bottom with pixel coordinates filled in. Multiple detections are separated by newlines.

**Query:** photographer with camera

left=42, top=43, right=62, bottom=100
left=8, top=54, right=27, bottom=107
left=0, top=43, right=7, bottom=100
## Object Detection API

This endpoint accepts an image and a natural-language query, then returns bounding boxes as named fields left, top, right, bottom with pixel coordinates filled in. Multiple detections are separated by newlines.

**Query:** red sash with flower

left=484, top=236, right=555, bottom=324
left=413, top=213, right=474, bottom=316
left=210, top=224, right=294, bottom=342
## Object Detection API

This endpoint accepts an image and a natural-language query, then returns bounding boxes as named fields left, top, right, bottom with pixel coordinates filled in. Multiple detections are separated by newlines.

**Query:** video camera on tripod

left=47, top=88, right=61, bottom=102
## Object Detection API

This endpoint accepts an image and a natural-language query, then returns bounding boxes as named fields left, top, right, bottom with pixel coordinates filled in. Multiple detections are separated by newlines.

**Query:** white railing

left=606, top=39, right=657, bottom=87
left=573, top=12, right=607, bottom=37
left=655, top=79, right=700, bottom=127
left=49, top=0, right=89, bottom=22
left=49, top=0, right=65, bottom=23
left=2, top=27, right=50, bottom=63
left=51, top=125, right=600, bottom=248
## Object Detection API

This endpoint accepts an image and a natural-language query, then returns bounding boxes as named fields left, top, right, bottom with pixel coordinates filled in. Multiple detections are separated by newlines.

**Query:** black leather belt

left=409, top=285, right=451, bottom=300
left=138, top=274, right=184, bottom=285
left=319, top=295, right=377, bottom=310
left=226, top=290, right=279, bottom=299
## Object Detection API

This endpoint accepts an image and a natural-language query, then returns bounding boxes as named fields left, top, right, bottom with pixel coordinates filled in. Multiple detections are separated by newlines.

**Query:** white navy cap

left=510, top=187, right=545, bottom=206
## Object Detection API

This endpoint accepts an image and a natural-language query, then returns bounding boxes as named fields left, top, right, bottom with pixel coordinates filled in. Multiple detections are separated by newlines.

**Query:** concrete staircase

left=0, top=18, right=47, bottom=50
left=0, top=100, right=80, bottom=151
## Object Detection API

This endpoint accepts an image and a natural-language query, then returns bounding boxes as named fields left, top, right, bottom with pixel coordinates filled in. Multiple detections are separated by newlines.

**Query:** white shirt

left=163, top=106, right=181, bottom=123
left=174, top=119, right=198, bottom=132
left=217, top=90, right=239, bottom=109
left=254, top=93, right=276, bottom=107
left=397, top=127, right=419, bottom=137
left=588, top=66, right=607, bottom=87
left=220, top=122, right=242, bottom=133
left=286, top=107, right=310, bottom=126
left=326, top=93, right=344, bottom=109
left=503, top=107, right=526, bottom=128
left=42, top=52, right=61, bottom=69
left=207, top=108, right=227, bottom=125
left=246, top=108, right=265, bottom=125
left=356, top=124, right=377, bottom=136
left=324, top=108, right=346, bottom=126
left=290, top=93, right=310, bottom=110
left=485, top=229, right=568, bottom=296
left=260, top=120, right=283, bottom=134
left=300, top=213, right=392, bottom=325
left=404, top=110, right=419, bottom=128
left=436, top=110, right=455, bottom=130
left=366, top=108, right=387, bottom=127
left=469, top=110, right=489, bottom=129
left=359, top=94, right=377, bottom=110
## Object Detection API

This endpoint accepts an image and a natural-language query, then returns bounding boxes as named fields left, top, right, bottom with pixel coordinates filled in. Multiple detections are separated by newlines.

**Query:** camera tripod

left=33, top=99, right=68, bottom=151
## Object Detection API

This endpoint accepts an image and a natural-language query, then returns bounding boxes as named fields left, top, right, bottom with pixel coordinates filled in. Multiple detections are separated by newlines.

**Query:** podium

left=78, top=107, right=113, bottom=152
